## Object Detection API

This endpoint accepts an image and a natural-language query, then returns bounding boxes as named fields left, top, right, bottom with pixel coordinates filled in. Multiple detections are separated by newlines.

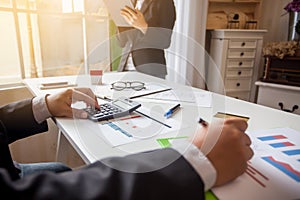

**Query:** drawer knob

left=278, top=102, right=299, bottom=113
left=240, top=52, right=244, bottom=57
left=239, top=62, right=243, bottom=66
left=241, top=42, right=246, bottom=47
left=236, top=83, right=241, bottom=87
left=238, top=71, right=242, bottom=75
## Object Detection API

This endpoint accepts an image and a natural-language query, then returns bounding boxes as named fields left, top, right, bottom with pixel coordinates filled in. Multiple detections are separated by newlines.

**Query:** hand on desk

left=46, top=88, right=99, bottom=119
left=191, top=118, right=253, bottom=187
left=120, top=6, right=148, bottom=34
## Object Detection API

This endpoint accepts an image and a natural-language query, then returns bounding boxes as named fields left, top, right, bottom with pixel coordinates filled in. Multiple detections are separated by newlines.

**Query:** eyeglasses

left=111, top=81, right=145, bottom=91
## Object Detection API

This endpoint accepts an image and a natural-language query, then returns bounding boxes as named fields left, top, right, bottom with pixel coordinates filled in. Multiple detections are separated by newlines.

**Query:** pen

left=164, top=104, right=181, bottom=118
left=129, top=88, right=171, bottom=99
left=198, top=117, right=208, bottom=127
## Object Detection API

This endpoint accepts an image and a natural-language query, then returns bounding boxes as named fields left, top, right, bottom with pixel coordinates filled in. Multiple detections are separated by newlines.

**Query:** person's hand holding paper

left=120, top=6, right=148, bottom=34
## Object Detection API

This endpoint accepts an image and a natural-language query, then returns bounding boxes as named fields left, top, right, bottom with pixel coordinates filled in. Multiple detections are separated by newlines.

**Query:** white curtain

left=166, top=0, right=208, bottom=89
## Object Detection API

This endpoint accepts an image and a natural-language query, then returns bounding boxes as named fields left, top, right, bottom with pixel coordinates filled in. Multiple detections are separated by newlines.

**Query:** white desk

left=24, top=71, right=300, bottom=200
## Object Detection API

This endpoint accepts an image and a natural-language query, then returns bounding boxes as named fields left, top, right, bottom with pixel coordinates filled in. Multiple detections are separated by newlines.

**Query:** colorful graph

left=262, top=156, right=300, bottom=182
left=106, top=122, right=132, bottom=137
left=245, top=163, right=269, bottom=188
left=257, top=135, right=287, bottom=141
left=283, top=149, right=300, bottom=156
left=269, top=142, right=295, bottom=148
left=119, top=115, right=141, bottom=121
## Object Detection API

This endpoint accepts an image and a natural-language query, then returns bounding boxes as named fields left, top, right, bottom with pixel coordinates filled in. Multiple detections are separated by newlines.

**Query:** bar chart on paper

left=261, top=156, right=300, bottom=182
left=256, top=128, right=300, bottom=183
left=212, top=127, right=300, bottom=200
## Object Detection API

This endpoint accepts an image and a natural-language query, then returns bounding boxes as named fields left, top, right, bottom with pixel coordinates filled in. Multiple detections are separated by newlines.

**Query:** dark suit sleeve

left=147, top=0, right=176, bottom=30
left=0, top=98, right=48, bottom=144
left=2, top=148, right=205, bottom=200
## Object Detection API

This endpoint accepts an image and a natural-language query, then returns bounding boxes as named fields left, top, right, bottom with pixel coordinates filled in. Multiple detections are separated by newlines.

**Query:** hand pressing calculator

left=85, top=98, right=141, bottom=122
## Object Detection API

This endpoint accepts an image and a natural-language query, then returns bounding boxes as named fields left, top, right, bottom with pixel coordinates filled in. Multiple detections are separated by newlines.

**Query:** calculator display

left=112, top=100, right=132, bottom=109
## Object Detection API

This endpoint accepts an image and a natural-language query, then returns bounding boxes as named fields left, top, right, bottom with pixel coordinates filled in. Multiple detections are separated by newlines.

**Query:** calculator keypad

left=85, top=103, right=123, bottom=120
left=84, top=98, right=141, bottom=122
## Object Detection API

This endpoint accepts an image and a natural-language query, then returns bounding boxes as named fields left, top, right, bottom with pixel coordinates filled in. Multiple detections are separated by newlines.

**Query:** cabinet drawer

left=229, top=39, right=257, bottom=49
left=226, top=91, right=250, bottom=101
left=256, top=83, right=300, bottom=115
left=225, top=78, right=252, bottom=90
left=227, top=59, right=254, bottom=68
left=226, top=68, right=253, bottom=78
left=227, top=49, right=256, bottom=58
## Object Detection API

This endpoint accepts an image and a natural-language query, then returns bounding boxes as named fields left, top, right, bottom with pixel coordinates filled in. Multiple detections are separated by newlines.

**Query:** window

left=62, top=0, right=84, bottom=13
left=0, top=0, right=110, bottom=86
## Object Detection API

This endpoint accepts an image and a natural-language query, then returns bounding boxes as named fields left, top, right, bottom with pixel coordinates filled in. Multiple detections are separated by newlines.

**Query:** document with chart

left=212, top=127, right=300, bottom=200
left=94, top=106, right=187, bottom=147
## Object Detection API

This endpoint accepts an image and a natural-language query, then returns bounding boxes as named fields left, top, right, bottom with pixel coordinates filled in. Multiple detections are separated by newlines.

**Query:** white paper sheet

left=103, top=0, right=134, bottom=27
left=142, top=89, right=212, bottom=107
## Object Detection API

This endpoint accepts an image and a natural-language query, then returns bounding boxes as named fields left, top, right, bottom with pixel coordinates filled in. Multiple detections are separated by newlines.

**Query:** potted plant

left=263, top=41, right=300, bottom=59
left=284, top=0, right=300, bottom=41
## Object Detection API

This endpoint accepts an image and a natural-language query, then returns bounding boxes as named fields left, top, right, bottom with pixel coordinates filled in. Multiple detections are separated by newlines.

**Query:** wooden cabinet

left=207, top=29, right=267, bottom=102
left=262, top=56, right=300, bottom=87
left=207, top=0, right=262, bottom=30
left=255, top=81, right=300, bottom=115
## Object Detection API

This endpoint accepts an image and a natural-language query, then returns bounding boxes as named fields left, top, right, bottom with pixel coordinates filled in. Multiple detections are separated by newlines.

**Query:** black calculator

left=85, top=98, right=141, bottom=122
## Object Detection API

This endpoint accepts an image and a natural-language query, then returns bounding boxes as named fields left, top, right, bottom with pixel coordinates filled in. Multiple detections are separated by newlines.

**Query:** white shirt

left=135, top=0, right=144, bottom=10
left=32, top=95, right=217, bottom=191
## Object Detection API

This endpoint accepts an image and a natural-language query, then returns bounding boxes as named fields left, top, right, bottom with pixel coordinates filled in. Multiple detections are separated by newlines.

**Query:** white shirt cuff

left=172, top=140, right=217, bottom=191
left=32, top=95, right=52, bottom=123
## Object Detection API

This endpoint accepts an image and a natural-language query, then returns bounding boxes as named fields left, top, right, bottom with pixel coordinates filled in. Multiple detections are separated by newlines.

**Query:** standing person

left=116, top=0, right=176, bottom=79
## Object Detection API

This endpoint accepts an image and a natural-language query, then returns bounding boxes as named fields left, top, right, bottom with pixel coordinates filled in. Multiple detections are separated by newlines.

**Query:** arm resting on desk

left=1, top=148, right=205, bottom=200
